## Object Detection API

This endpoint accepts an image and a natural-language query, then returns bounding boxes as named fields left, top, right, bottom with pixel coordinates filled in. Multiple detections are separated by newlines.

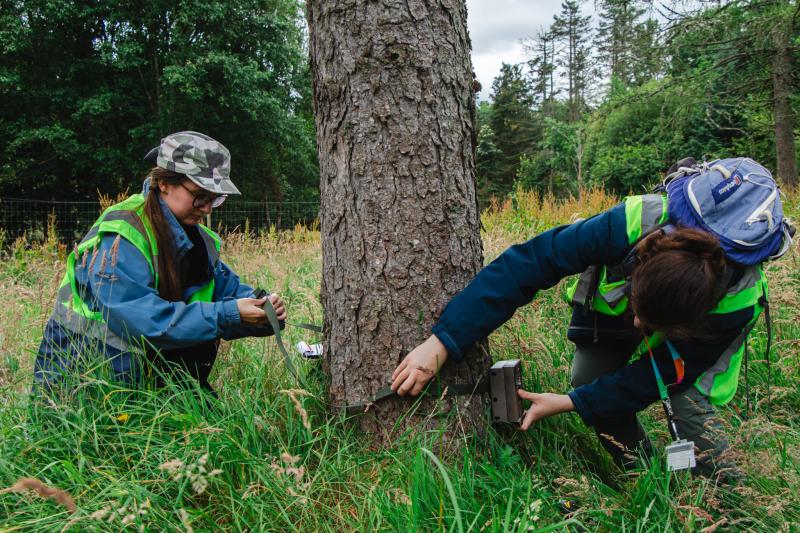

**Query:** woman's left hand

left=267, top=293, right=287, bottom=321
left=517, top=390, right=575, bottom=430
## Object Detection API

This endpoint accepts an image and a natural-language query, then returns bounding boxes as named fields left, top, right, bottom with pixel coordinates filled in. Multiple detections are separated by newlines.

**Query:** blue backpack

left=663, top=157, right=794, bottom=265
left=660, top=157, right=795, bottom=415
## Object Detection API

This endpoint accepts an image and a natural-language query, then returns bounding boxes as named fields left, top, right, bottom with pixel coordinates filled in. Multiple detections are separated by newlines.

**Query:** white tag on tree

left=666, top=439, right=696, bottom=471
left=296, top=341, right=323, bottom=359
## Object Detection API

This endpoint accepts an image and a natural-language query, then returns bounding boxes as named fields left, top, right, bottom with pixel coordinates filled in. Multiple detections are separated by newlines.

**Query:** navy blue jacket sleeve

left=567, top=346, right=691, bottom=426
left=432, top=203, right=631, bottom=361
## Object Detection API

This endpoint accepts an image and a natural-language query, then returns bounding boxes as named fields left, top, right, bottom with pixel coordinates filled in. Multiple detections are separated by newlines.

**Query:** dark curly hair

left=629, top=227, right=728, bottom=341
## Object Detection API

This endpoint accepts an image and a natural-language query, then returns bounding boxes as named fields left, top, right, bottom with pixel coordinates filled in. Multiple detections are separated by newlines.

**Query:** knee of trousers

left=570, top=348, right=620, bottom=389
left=569, top=339, right=641, bottom=389
left=670, top=386, right=728, bottom=451
left=570, top=362, right=592, bottom=389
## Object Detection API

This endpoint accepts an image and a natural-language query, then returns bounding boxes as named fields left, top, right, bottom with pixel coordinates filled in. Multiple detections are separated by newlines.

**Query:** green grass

left=0, top=190, right=798, bottom=531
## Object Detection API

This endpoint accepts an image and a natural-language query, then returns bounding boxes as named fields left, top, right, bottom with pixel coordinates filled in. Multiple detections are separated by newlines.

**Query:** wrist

left=555, top=393, right=575, bottom=414
left=224, top=299, right=241, bottom=326
left=426, top=335, right=448, bottom=369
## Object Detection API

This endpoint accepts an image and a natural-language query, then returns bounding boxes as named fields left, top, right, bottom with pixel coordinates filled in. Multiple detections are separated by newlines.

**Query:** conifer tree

left=552, top=0, right=594, bottom=121
left=488, top=63, right=540, bottom=194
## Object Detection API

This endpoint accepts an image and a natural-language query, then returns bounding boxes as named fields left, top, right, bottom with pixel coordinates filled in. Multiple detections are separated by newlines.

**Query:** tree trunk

left=307, top=0, right=490, bottom=443
left=576, top=127, right=583, bottom=197
left=771, top=22, right=798, bottom=189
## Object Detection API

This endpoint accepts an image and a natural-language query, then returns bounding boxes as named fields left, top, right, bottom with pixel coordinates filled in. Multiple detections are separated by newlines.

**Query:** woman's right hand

left=391, top=335, right=448, bottom=396
left=236, top=297, right=269, bottom=326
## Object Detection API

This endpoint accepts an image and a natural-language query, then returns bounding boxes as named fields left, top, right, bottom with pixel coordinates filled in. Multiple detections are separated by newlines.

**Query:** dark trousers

left=151, top=339, right=219, bottom=395
left=570, top=339, right=739, bottom=480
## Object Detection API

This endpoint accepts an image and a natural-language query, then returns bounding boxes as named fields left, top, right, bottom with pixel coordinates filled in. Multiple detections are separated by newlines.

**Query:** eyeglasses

left=179, top=181, right=227, bottom=209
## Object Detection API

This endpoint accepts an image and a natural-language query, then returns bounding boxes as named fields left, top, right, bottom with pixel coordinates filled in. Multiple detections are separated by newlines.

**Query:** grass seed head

left=0, top=477, right=77, bottom=514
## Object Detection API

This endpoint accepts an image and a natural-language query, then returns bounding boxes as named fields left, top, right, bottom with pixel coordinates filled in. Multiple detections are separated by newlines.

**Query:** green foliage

left=551, top=0, right=594, bottom=121
left=488, top=63, right=540, bottom=198
left=589, top=143, right=662, bottom=192
left=499, top=0, right=800, bottom=196
left=582, top=75, right=752, bottom=191
left=475, top=125, right=504, bottom=207
left=664, top=0, right=800, bottom=187
left=0, top=0, right=317, bottom=202
left=516, top=118, right=579, bottom=196
left=594, top=0, right=662, bottom=88
left=476, top=101, right=493, bottom=131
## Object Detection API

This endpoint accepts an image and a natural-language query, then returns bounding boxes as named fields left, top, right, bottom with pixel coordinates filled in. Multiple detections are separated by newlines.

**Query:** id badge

left=665, top=439, right=696, bottom=471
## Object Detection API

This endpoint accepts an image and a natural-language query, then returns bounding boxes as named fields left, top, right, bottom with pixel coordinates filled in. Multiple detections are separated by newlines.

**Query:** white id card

left=666, top=439, right=696, bottom=471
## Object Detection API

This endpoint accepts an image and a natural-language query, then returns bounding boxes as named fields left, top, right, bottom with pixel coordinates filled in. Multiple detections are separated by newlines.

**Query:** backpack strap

left=769, top=223, right=795, bottom=261
left=762, top=289, right=772, bottom=419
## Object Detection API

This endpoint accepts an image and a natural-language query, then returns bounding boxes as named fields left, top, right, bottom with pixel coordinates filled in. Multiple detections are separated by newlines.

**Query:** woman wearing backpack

left=392, top=159, right=787, bottom=481
left=34, top=131, right=286, bottom=395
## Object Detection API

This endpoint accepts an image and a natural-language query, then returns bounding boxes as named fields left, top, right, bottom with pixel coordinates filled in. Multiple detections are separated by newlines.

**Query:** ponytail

left=143, top=168, right=183, bottom=301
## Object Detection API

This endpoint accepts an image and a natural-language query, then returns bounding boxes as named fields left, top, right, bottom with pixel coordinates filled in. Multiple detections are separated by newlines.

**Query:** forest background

left=1, top=0, right=798, bottom=206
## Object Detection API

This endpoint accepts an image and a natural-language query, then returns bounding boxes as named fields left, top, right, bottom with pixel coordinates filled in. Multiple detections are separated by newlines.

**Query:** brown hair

left=629, top=227, right=728, bottom=341
left=143, top=167, right=184, bottom=301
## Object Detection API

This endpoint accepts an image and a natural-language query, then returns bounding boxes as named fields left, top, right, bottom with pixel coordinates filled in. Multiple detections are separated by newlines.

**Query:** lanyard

left=644, top=336, right=684, bottom=440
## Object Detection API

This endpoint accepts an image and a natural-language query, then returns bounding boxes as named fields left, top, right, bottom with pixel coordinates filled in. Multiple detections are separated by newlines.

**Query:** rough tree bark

left=771, top=21, right=798, bottom=189
left=307, top=0, right=490, bottom=442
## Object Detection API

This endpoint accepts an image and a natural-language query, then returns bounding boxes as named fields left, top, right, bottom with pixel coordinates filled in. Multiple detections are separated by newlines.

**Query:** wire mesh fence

left=0, top=197, right=320, bottom=244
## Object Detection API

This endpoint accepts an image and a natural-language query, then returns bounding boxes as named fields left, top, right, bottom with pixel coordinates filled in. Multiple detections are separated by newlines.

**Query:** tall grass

left=0, top=189, right=798, bottom=531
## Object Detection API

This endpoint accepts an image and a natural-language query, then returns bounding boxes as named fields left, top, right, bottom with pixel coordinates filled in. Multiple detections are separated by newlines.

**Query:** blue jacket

left=35, top=181, right=275, bottom=385
left=431, top=203, right=754, bottom=426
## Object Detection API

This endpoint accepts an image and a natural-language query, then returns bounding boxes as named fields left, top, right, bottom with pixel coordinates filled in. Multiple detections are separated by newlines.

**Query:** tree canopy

left=475, top=0, right=799, bottom=202
left=0, top=0, right=317, bottom=202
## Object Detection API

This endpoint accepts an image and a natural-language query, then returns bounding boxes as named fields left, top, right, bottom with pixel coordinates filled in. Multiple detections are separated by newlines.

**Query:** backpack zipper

left=744, top=184, right=777, bottom=229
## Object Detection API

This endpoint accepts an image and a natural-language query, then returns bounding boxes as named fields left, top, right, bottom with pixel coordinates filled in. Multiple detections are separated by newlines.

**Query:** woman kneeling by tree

left=34, top=131, right=285, bottom=395
left=393, top=158, right=788, bottom=483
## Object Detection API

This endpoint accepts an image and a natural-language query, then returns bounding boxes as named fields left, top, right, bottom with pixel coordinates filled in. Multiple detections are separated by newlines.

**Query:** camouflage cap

left=143, top=131, right=241, bottom=195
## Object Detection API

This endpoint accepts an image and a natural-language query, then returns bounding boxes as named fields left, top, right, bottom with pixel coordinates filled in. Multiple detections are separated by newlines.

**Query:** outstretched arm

left=391, top=203, right=630, bottom=395
left=518, top=391, right=575, bottom=430
left=432, top=203, right=630, bottom=362
left=391, top=335, right=448, bottom=396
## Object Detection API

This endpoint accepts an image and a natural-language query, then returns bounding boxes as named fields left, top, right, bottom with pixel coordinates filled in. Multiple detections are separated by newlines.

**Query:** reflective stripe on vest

left=628, top=266, right=766, bottom=406
left=565, top=194, right=667, bottom=311
left=624, top=194, right=669, bottom=245
left=56, top=195, right=157, bottom=323
left=51, top=195, right=219, bottom=351
left=593, top=194, right=669, bottom=316
left=694, top=265, right=767, bottom=405
left=187, top=224, right=221, bottom=303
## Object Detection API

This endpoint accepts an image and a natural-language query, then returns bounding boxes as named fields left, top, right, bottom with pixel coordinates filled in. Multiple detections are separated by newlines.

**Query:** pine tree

left=488, top=63, right=540, bottom=195
left=595, top=0, right=662, bottom=88
left=667, top=0, right=798, bottom=188
left=552, top=0, right=594, bottom=121
left=524, top=29, right=558, bottom=106
left=307, top=0, right=490, bottom=438
left=475, top=125, right=504, bottom=206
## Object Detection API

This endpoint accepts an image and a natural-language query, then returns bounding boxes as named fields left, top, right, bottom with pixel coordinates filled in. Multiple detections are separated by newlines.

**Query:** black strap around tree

left=341, top=378, right=489, bottom=416
left=253, top=288, right=488, bottom=416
